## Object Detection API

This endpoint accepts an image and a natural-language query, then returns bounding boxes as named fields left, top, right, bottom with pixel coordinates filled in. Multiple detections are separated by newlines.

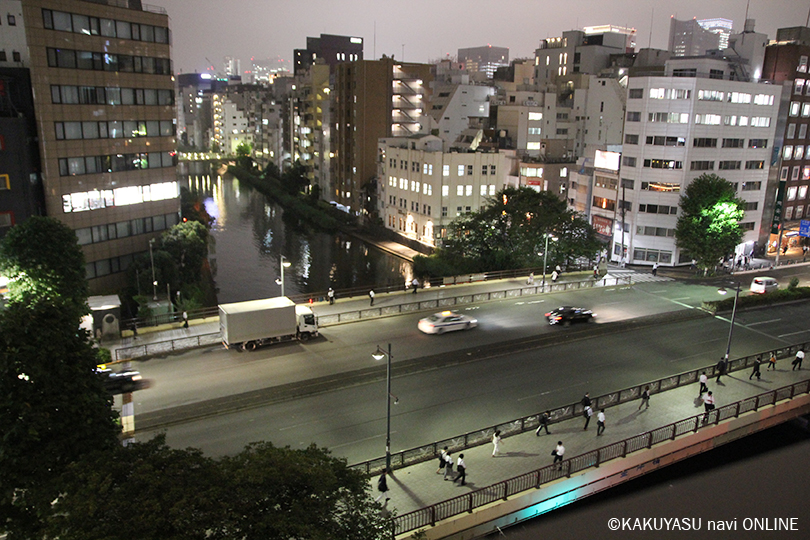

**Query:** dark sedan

left=545, top=306, right=596, bottom=326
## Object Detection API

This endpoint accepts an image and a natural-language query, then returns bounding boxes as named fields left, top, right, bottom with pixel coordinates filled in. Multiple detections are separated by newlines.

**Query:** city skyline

left=158, top=0, right=801, bottom=75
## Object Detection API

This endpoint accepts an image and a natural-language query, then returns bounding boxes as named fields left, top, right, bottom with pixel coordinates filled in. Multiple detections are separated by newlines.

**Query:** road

left=132, top=278, right=810, bottom=463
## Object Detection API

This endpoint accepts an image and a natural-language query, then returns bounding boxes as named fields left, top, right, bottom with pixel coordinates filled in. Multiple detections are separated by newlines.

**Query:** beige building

left=7, top=0, right=178, bottom=292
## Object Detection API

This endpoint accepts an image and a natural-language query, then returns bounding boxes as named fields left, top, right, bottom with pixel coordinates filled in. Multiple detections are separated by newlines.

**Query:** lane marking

left=778, top=329, right=810, bottom=338
left=746, top=318, right=782, bottom=327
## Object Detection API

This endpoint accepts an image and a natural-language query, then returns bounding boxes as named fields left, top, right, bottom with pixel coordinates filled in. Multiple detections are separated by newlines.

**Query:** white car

left=749, top=276, right=778, bottom=294
left=418, top=311, right=478, bottom=334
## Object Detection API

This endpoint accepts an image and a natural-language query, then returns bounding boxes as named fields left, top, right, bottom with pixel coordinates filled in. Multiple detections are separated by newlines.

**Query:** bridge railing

left=350, top=342, right=809, bottom=476
left=392, top=378, right=810, bottom=536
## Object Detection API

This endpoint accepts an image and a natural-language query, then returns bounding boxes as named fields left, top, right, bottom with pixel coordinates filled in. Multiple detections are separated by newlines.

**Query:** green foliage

left=127, top=249, right=180, bottom=299
left=789, top=277, right=800, bottom=290
left=703, top=286, right=810, bottom=313
left=0, top=216, right=88, bottom=319
left=0, top=302, right=120, bottom=537
left=44, top=437, right=391, bottom=540
left=161, top=221, right=209, bottom=285
left=428, top=187, right=601, bottom=276
left=675, top=174, right=745, bottom=271
left=235, top=142, right=255, bottom=171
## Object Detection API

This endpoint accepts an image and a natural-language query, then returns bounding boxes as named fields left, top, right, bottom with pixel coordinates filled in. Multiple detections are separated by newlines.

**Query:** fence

left=349, top=342, right=809, bottom=476
left=115, top=333, right=222, bottom=361
left=392, top=377, right=810, bottom=536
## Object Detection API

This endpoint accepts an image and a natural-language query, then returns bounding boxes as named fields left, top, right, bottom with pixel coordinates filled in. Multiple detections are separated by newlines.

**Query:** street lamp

left=372, top=343, right=398, bottom=473
left=718, top=282, right=742, bottom=360
left=541, top=233, right=559, bottom=291
left=149, top=238, right=157, bottom=300
left=275, top=255, right=292, bottom=297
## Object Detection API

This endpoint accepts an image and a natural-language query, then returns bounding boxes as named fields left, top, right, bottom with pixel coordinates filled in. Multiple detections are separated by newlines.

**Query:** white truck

left=219, top=296, right=318, bottom=351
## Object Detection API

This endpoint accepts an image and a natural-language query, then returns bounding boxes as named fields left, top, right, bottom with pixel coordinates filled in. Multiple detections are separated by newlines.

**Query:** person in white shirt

left=698, top=372, right=708, bottom=396
left=553, top=441, right=565, bottom=469
left=454, top=454, right=466, bottom=485
left=793, top=348, right=805, bottom=370
left=702, top=391, right=715, bottom=423
left=491, top=430, right=503, bottom=457
left=596, top=409, right=606, bottom=436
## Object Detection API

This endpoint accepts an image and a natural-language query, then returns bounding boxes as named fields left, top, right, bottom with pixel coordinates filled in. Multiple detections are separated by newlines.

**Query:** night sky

left=156, top=0, right=802, bottom=75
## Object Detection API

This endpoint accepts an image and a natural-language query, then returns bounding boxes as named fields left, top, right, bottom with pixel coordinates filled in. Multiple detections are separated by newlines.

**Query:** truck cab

left=295, top=305, right=318, bottom=339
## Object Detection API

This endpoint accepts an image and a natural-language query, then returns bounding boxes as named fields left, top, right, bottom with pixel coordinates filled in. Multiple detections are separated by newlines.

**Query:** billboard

left=594, top=150, right=620, bottom=172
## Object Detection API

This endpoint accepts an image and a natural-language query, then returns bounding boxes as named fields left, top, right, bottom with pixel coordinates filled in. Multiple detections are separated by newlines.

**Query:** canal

left=183, top=168, right=413, bottom=304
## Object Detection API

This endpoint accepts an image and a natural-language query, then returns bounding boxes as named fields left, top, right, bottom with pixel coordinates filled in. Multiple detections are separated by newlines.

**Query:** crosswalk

left=606, top=268, right=674, bottom=284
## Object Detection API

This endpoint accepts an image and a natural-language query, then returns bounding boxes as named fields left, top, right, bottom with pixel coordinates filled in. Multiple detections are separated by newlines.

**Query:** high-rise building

left=332, top=57, right=433, bottom=215
left=294, top=34, right=363, bottom=76
left=534, top=28, right=633, bottom=86
left=458, top=45, right=509, bottom=79
left=669, top=17, right=733, bottom=57
left=0, top=0, right=178, bottom=292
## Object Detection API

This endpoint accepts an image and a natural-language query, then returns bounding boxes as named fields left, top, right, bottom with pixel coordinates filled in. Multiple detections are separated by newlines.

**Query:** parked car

left=418, top=311, right=478, bottom=334
left=545, top=306, right=596, bottom=326
left=749, top=276, right=778, bottom=294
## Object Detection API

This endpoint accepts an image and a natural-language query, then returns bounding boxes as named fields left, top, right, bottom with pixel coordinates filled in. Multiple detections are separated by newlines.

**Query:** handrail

left=114, top=332, right=222, bottom=361
left=391, top=377, right=810, bottom=536
left=349, top=342, right=808, bottom=475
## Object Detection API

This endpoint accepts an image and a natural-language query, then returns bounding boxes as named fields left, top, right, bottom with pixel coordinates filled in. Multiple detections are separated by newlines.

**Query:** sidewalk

left=374, top=363, right=810, bottom=520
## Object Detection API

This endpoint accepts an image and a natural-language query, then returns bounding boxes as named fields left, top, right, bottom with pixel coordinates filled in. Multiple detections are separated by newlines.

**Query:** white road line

left=778, top=329, right=810, bottom=338
left=649, top=289, right=668, bottom=293
left=747, top=318, right=782, bottom=327
left=671, top=297, right=692, bottom=301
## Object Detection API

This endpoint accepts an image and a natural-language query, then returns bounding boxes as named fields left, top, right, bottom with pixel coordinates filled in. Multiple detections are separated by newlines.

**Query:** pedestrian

left=527, top=272, right=534, bottom=285
left=551, top=270, right=559, bottom=282
left=535, top=411, right=551, bottom=435
left=369, top=289, right=375, bottom=306
left=639, top=386, right=651, bottom=410
left=581, top=392, right=591, bottom=409
left=454, top=454, right=466, bottom=485
left=749, top=357, right=762, bottom=380
left=698, top=371, right=708, bottom=395
left=593, top=266, right=598, bottom=279
left=443, top=451, right=454, bottom=480
left=375, top=471, right=389, bottom=502
left=715, top=358, right=727, bottom=383
left=131, top=322, right=138, bottom=340
left=552, top=441, right=565, bottom=469
left=327, top=287, right=335, bottom=305
left=555, top=264, right=562, bottom=274
left=436, top=446, right=448, bottom=474
left=411, top=277, right=419, bottom=294
left=583, top=405, right=593, bottom=430
left=491, top=430, right=502, bottom=457
left=596, top=409, right=606, bottom=436
left=182, top=310, right=189, bottom=328
left=767, top=352, right=777, bottom=371
left=793, top=348, right=805, bottom=370
left=652, top=262, right=658, bottom=276
left=702, top=391, right=715, bottom=423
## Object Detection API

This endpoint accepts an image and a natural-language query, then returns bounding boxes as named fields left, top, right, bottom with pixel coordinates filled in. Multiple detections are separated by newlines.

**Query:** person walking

left=182, top=310, right=189, bottom=328
left=749, top=358, right=762, bottom=380
left=527, top=272, right=534, bottom=285
left=583, top=405, right=593, bottom=430
left=639, top=386, right=651, bottom=410
left=411, top=277, right=419, bottom=294
left=767, top=352, right=777, bottom=371
left=596, top=409, right=606, bottom=436
left=368, top=289, right=375, bottom=306
left=555, top=264, right=562, bottom=274
left=581, top=392, right=591, bottom=409
left=454, top=454, right=466, bottom=485
left=652, top=262, right=658, bottom=276
left=436, top=446, right=448, bottom=474
left=535, top=411, right=551, bottom=435
left=375, top=471, right=389, bottom=502
left=553, top=441, right=565, bottom=470
left=491, top=430, right=503, bottom=457
left=327, top=288, right=335, bottom=305
left=792, top=348, right=804, bottom=370
left=551, top=270, right=559, bottom=282
left=702, top=391, right=716, bottom=423
left=443, top=451, right=454, bottom=480
left=131, top=322, right=138, bottom=340
left=699, top=372, right=708, bottom=396
left=715, top=358, right=727, bottom=383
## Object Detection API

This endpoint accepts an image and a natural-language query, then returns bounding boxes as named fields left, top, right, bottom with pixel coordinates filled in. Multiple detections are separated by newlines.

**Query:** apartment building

left=0, top=0, right=178, bottom=292
left=378, top=135, right=519, bottom=246
left=291, top=62, right=331, bottom=196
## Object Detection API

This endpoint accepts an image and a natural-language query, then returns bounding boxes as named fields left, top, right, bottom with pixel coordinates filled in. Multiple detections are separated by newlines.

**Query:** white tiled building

left=378, top=135, right=519, bottom=246
left=618, top=71, right=780, bottom=266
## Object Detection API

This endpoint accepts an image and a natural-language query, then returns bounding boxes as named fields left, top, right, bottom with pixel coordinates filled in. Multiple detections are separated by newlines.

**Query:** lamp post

left=275, top=255, right=292, bottom=297
left=149, top=238, right=157, bottom=300
left=372, top=343, right=396, bottom=473
left=541, top=233, right=558, bottom=291
left=718, top=282, right=742, bottom=360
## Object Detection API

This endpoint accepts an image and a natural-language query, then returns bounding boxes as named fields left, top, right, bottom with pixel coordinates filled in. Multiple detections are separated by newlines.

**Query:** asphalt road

left=132, top=279, right=810, bottom=462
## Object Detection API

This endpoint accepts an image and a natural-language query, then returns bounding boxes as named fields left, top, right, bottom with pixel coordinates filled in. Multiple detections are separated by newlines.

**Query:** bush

left=789, top=277, right=800, bottom=290
left=703, top=286, right=810, bottom=314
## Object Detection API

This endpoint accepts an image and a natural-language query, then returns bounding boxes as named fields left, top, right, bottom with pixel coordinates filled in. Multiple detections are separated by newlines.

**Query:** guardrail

left=115, top=333, right=222, bottom=361
left=392, top=377, right=810, bottom=536
left=349, top=342, right=809, bottom=476
left=318, top=276, right=631, bottom=326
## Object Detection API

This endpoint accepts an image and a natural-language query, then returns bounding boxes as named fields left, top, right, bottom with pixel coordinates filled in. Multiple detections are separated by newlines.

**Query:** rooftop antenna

left=374, top=21, right=376, bottom=60
left=402, top=44, right=405, bottom=61
left=744, top=0, right=750, bottom=23
left=648, top=8, right=654, bottom=48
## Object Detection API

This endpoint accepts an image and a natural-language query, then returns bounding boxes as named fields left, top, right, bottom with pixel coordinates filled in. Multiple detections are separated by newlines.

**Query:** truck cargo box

left=219, top=297, right=297, bottom=346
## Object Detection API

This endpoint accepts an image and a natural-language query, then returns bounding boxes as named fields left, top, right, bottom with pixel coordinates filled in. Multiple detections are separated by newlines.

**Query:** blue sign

left=801, top=220, right=810, bottom=238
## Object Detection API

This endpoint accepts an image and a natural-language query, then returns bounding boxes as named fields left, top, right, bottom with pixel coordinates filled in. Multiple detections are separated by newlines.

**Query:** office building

left=294, top=34, right=363, bottom=76
left=458, top=45, right=509, bottom=79
left=669, top=17, right=733, bottom=57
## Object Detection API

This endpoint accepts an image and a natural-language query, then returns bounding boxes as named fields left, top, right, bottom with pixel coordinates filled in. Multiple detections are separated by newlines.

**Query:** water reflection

left=183, top=169, right=412, bottom=304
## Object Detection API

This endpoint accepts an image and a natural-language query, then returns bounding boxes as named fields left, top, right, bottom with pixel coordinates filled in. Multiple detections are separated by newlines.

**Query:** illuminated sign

left=594, top=150, right=620, bottom=172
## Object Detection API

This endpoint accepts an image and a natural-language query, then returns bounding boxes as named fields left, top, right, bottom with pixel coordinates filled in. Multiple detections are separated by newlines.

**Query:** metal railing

left=350, top=342, right=809, bottom=476
left=115, top=333, right=222, bottom=361
left=392, top=377, right=810, bottom=536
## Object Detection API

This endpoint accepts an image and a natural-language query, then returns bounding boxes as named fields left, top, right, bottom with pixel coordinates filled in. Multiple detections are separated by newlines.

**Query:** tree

left=161, top=221, right=209, bottom=285
left=0, top=216, right=88, bottom=319
left=675, top=174, right=745, bottom=272
left=418, top=187, right=601, bottom=276
left=0, top=303, right=120, bottom=539
left=235, top=142, right=254, bottom=170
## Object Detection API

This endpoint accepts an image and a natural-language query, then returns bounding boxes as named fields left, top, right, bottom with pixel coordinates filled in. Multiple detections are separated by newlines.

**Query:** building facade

left=458, top=45, right=509, bottom=79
